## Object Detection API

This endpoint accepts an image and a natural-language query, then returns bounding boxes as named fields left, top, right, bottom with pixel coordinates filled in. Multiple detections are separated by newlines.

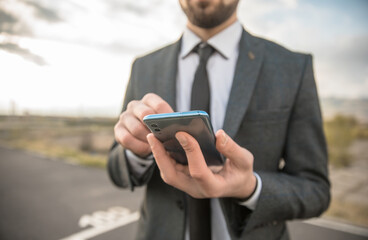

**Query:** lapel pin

left=248, top=51, right=255, bottom=60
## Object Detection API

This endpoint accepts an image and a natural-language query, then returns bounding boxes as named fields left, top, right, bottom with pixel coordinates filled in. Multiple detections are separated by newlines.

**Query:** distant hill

left=321, top=98, right=368, bottom=123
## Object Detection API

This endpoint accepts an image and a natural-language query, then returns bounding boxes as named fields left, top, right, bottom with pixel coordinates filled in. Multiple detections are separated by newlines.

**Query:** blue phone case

left=143, top=111, right=224, bottom=166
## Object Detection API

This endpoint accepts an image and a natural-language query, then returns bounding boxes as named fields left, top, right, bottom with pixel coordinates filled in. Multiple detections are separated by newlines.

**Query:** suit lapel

left=156, top=38, right=182, bottom=111
left=223, top=30, right=264, bottom=138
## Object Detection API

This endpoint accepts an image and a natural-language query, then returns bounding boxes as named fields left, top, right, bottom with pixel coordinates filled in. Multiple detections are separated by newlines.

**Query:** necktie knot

left=191, top=42, right=214, bottom=114
left=195, top=42, right=215, bottom=63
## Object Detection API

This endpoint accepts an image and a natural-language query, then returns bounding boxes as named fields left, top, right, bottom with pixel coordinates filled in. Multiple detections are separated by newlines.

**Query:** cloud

left=315, top=34, right=368, bottom=98
left=0, top=8, right=17, bottom=33
left=280, top=0, right=298, bottom=8
left=0, top=42, right=46, bottom=65
left=0, top=8, right=32, bottom=36
left=107, top=0, right=152, bottom=16
left=332, top=35, right=368, bottom=68
left=0, top=0, right=64, bottom=38
left=22, top=0, right=63, bottom=23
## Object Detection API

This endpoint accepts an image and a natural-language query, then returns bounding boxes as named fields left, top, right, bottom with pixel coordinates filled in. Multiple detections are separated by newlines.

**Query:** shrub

left=80, top=132, right=94, bottom=152
left=324, top=115, right=357, bottom=167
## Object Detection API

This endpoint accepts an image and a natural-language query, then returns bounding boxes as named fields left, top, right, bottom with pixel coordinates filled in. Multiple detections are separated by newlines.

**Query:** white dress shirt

left=126, top=21, right=262, bottom=240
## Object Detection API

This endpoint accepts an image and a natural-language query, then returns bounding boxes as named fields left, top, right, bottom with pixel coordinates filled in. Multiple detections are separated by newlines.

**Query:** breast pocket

left=236, top=108, right=291, bottom=171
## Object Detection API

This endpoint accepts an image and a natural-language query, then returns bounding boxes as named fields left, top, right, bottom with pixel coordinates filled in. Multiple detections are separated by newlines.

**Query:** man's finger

left=175, top=132, right=213, bottom=182
left=115, top=126, right=151, bottom=157
left=147, top=133, right=198, bottom=194
left=142, top=93, right=174, bottom=114
left=132, top=101, right=156, bottom=122
left=122, top=114, right=151, bottom=142
left=147, top=133, right=182, bottom=185
left=215, top=129, right=253, bottom=165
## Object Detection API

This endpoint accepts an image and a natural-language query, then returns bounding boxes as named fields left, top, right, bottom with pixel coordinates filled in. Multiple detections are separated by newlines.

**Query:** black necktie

left=188, top=42, right=214, bottom=240
left=191, top=42, right=215, bottom=114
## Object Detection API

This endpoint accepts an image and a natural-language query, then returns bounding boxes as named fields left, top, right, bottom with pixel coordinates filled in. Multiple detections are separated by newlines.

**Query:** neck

left=187, top=12, right=238, bottom=41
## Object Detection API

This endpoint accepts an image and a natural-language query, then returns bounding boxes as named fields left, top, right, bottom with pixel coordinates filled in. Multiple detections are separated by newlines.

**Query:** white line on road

left=305, top=218, right=368, bottom=237
left=60, top=206, right=368, bottom=240
left=60, top=207, right=140, bottom=240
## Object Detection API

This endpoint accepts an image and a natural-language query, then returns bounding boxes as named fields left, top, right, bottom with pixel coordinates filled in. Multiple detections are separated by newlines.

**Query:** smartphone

left=143, top=111, right=224, bottom=166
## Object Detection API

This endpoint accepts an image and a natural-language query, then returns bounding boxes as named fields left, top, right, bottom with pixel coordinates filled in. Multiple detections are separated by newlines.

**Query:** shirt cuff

left=125, top=149, right=154, bottom=177
left=238, top=172, right=262, bottom=211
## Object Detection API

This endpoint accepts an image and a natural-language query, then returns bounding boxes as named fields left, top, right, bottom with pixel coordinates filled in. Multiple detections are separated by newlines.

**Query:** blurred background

left=1, top=0, right=367, bottom=239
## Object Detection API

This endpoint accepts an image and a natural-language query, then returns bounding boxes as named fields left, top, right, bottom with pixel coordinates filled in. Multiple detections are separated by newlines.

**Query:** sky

left=0, top=0, right=367, bottom=117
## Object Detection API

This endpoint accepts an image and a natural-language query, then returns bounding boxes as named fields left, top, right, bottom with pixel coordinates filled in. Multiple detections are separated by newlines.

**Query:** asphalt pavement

left=0, top=146, right=367, bottom=240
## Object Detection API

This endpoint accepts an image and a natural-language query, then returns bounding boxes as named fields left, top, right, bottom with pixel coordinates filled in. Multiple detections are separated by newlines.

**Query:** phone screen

left=143, top=111, right=224, bottom=166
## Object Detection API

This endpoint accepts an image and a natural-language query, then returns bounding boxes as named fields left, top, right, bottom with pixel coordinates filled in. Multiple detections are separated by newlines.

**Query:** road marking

left=305, top=218, right=368, bottom=237
left=60, top=207, right=140, bottom=240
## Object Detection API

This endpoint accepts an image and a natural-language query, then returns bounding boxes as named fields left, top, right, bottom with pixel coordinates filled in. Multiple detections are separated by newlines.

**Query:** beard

left=180, top=0, right=239, bottom=29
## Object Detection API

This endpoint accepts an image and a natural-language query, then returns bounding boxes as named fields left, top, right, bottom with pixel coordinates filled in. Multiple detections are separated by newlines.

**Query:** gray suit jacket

left=108, top=29, right=330, bottom=240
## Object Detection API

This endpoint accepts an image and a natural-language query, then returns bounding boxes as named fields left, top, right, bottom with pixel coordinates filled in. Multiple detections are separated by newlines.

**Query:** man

left=108, top=0, right=330, bottom=239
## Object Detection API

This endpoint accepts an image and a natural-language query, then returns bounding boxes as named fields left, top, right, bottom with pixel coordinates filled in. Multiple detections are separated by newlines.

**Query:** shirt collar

left=180, top=21, right=243, bottom=59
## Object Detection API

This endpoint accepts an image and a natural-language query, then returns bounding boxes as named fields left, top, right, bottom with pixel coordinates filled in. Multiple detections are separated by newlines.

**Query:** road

left=0, top=146, right=367, bottom=240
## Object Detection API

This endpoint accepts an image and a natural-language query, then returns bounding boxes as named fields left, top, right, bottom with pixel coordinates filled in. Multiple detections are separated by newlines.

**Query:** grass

left=0, top=115, right=115, bottom=168
left=1, top=137, right=107, bottom=168
left=13, top=139, right=107, bottom=168
left=324, top=114, right=368, bottom=167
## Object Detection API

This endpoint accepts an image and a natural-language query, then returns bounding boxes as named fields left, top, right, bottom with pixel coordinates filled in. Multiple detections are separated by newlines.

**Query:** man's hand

left=114, top=93, right=173, bottom=158
left=147, top=129, right=257, bottom=199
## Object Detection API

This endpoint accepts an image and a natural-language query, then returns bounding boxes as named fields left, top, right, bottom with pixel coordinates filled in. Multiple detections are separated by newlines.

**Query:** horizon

left=1, top=97, right=368, bottom=122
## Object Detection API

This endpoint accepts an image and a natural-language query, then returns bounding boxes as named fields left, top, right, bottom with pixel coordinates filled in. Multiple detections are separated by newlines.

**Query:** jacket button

left=176, top=200, right=184, bottom=210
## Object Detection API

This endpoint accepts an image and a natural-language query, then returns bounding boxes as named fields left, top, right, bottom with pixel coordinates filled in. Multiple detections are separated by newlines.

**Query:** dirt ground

left=325, top=139, right=368, bottom=227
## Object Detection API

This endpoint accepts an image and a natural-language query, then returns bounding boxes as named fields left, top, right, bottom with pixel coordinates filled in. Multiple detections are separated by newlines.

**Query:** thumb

left=175, top=132, right=212, bottom=180
left=215, top=129, right=253, bottom=164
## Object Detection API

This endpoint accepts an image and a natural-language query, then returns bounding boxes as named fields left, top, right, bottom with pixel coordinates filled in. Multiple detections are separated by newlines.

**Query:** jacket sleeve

left=221, top=55, right=331, bottom=237
left=107, top=59, right=156, bottom=190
